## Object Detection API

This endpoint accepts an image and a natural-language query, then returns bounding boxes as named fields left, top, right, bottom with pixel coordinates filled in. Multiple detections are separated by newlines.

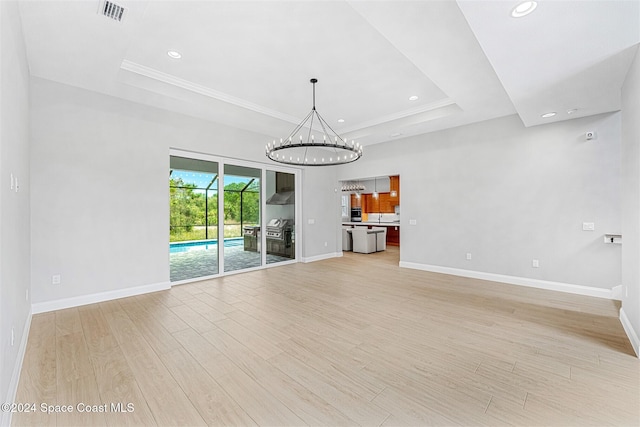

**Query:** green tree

left=224, top=181, right=260, bottom=225
left=170, top=176, right=259, bottom=241
left=170, top=177, right=205, bottom=237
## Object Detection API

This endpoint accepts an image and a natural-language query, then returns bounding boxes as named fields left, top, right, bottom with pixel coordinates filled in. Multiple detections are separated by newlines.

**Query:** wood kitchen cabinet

left=363, top=193, right=394, bottom=213
left=386, top=226, right=400, bottom=246
left=378, top=193, right=394, bottom=213
left=390, top=175, right=400, bottom=204
left=363, top=194, right=373, bottom=212
left=351, top=175, right=399, bottom=214
left=350, top=194, right=362, bottom=208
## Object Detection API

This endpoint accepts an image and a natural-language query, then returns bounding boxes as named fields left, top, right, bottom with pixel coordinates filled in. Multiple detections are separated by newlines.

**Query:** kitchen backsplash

left=366, top=212, right=400, bottom=223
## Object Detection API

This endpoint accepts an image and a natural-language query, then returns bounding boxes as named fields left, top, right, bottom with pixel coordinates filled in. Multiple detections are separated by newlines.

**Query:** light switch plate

left=582, top=222, right=595, bottom=231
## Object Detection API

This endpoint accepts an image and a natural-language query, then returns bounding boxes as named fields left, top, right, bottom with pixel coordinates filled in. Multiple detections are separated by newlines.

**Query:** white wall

left=29, top=78, right=336, bottom=308
left=301, top=166, right=341, bottom=260
left=621, top=45, right=640, bottom=356
left=339, top=113, right=622, bottom=292
left=0, top=1, right=32, bottom=422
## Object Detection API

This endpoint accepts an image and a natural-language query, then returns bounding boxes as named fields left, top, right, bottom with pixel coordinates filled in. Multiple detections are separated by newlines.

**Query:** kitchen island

left=342, top=222, right=400, bottom=246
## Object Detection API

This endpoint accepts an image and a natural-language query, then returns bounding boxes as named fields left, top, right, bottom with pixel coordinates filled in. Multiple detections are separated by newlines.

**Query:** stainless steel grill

left=266, top=218, right=292, bottom=240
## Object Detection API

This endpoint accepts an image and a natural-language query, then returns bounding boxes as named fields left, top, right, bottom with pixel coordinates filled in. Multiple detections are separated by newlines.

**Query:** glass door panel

left=266, top=171, right=295, bottom=264
left=223, top=164, right=261, bottom=272
left=169, top=156, right=219, bottom=281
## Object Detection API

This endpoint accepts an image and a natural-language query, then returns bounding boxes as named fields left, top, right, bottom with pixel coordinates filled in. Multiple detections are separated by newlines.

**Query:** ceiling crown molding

left=120, top=60, right=304, bottom=126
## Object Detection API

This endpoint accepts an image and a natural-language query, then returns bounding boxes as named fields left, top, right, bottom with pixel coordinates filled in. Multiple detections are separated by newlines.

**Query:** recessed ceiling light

left=167, top=50, right=182, bottom=59
left=511, top=1, right=537, bottom=18
left=541, top=112, right=556, bottom=118
left=337, top=118, right=345, bottom=123
left=567, top=109, right=578, bottom=115
left=408, top=95, right=419, bottom=101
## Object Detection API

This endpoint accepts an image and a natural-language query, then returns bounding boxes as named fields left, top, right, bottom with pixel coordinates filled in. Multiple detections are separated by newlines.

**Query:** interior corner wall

left=621, top=44, right=640, bottom=356
left=301, top=166, right=340, bottom=260
left=29, top=77, right=327, bottom=308
left=0, top=0, right=32, bottom=418
left=339, top=113, right=622, bottom=292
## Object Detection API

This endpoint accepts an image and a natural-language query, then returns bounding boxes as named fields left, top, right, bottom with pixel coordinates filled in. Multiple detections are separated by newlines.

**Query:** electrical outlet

left=52, top=275, right=61, bottom=285
left=10, top=173, right=14, bottom=190
left=15, top=176, right=19, bottom=192
left=582, top=222, right=595, bottom=231
left=11, top=327, right=15, bottom=347
left=324, top=241, right=328, bottom=247
left=532, top=259, right=539, bottom=268
left=466, top=253, right=472, bottom=260
left=409, top=219, right=417, bottom=226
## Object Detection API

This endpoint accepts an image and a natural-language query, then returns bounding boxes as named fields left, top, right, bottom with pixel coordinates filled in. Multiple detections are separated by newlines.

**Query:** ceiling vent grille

left=100, top=1, right=125, bottom=22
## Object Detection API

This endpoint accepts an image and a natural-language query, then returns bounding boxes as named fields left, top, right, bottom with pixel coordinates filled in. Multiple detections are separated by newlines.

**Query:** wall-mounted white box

left=604, top=234, right=622, bottom=244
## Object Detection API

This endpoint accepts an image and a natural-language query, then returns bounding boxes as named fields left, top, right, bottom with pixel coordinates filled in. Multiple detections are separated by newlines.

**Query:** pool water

left=169, top=238, right=244, bottom=254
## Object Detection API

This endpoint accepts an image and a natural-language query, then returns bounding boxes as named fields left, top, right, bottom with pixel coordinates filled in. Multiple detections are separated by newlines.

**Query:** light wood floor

left=13, top=247, right=640, bottom=426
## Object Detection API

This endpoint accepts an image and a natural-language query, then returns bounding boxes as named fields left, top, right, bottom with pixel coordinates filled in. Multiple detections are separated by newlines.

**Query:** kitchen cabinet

left=350, top=194, right=362, bottom=208
left=275, top=172, right=295, bottom=192
left=363, top=194, right=372, bottom=212
left=363, top=193, right=394, bottom=213
left=390, top=175, right=400, bottom=205
left=350, top=175, right=398, bottom=214
left=266, top=239, right=294, bottom=258
left=378, top=193, right=394, bottom=213
left=386, top=226, right=400, bottom=246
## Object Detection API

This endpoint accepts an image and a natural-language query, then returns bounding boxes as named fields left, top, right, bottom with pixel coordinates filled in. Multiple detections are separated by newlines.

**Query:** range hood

left=266, top=191, right=295, bottom=205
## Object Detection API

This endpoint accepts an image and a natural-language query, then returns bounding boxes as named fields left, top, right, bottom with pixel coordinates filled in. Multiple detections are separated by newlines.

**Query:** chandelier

left=266, top=79, right=363, bottom=166
left=341, top=181, right=366, bottom=192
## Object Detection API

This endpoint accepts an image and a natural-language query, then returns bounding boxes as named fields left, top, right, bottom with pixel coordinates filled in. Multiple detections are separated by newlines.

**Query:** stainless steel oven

left=350, top=207, right=362, bottom=222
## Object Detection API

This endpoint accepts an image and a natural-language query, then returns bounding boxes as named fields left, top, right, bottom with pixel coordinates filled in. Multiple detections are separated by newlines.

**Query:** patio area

left=170, top=240, right=292, bottom=282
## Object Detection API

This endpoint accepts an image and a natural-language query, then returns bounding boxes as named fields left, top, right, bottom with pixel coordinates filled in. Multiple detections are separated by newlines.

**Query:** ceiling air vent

left=99, top=1, right=125, bottom=22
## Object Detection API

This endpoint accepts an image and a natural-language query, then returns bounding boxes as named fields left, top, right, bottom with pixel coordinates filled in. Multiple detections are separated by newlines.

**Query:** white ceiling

left=17, top=0, right=640, bottom=147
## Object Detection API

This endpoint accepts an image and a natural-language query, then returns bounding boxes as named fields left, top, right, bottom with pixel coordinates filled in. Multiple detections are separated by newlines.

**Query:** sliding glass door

left=169, top=156, right=219, bottom=282
left=169, top=152, right=298, bottom=282
left=265, top=170, right=296, bottom=264
left=223, top=164, right=261, bottom=273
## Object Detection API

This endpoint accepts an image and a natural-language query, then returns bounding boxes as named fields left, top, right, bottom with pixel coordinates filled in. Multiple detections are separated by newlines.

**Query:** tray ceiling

left=18, top=0, right=640, bottom=147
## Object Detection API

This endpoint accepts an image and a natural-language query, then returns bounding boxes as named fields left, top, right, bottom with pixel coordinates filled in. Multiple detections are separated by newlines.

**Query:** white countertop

left=342, top=221, right=400, bottom=226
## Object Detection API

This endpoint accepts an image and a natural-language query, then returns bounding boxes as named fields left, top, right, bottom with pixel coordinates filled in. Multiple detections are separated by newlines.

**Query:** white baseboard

left=1, top=309, right=32, bottom=427
left=302, top=252, right=342, bottom=263
left=399, top=262, right=613, bottom=299
left=620, top=307, right=640, bottom=358
left=31, top=281, right=171, bottom=314
left=610, top=284, right=623, bottom=300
